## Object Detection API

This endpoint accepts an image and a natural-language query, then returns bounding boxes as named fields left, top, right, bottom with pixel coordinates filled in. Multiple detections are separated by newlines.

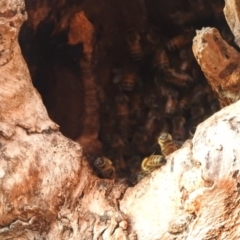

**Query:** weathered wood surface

left=224, top=0, right=240, bottom=48
left=192, top=27, right=240, bottom=107
left=0, top=1, right=130, bottom=239
left=121, top=101, right=240, bottom=239
left=68, top=11, right=102, bottom=156
left=1, top=0, right=240, bottom=239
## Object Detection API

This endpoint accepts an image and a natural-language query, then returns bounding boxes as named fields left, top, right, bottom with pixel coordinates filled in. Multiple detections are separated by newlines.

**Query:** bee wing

left=147, top=155, right=166, bottom=167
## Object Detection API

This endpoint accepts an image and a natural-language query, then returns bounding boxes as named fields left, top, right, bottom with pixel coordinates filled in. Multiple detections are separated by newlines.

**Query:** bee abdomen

left=167, top=35, right=189, bottom=51
left=121, top=72, right=137, bottom=91
left=130, top=45, right=143, bottom=61
left=141, top=154, right=166, bottom=173
left=158, top=133, right=178, bottom=156
left=155, top=49, right=170, bottom=70
left=161, top=142, right=177, bottom=156
left=94, top=157, right=115, bottom=179
left=127, top=30, right=143, bottom=62
left=122, top=81, right=135, bottom=91
left=149, top=155, right=166, bottom=165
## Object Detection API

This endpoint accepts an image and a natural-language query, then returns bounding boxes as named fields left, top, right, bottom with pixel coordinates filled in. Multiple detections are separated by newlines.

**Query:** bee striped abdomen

left=158, top=133, right=178, bottom=157
left=155, top=49, right=170, bottom=70
left=127, top=31, right=143, bottom=62
left=94, top=157, right=115, bottom=179
left=167, top=35, right=190, bottom=51
left=141, top=155, right=166, bottom=173
left=121, top=72, right=137, bottom=91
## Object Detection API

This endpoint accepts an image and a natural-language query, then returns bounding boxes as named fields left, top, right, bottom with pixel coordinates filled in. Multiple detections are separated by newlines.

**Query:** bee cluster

left=20, top=0, right=233, bottom=184
left=96, top=0, right=232, bottom=183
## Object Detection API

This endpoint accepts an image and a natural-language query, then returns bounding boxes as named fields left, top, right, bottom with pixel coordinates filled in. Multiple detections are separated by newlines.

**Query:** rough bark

left=224, top=0, right=240, bottom=48
left=0, top=1, right=131, bottom=239
left=68, top=11, right=102, bottom=156
left=192, top=27, right=240, bottom=107
left=1, top=0, right=240, bottom=239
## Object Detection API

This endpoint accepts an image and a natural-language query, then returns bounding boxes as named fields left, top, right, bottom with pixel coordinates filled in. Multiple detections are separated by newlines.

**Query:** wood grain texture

left=224, top=0, right=240, bottom=48
left=192, top=27, right=240, bottom=107
left=1, top=0, right=240, bottom=239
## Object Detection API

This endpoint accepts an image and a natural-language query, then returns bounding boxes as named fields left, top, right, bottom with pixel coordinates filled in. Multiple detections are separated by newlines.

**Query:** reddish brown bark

left=192, top=27, right=240, bottom=107
left=1, top=0, right=240, bottom=239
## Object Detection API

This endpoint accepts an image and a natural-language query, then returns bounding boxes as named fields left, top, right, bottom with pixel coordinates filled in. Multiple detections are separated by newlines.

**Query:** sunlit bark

left=1, top=0, right=240, bottom=239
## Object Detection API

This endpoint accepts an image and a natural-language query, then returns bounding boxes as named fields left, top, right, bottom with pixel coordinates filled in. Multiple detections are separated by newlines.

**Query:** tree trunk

left=1, top=0, right=240, bottom=239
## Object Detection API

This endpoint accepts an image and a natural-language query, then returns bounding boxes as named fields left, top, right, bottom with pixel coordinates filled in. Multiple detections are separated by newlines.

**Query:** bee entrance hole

left=19, top=0, right=225, bottom=182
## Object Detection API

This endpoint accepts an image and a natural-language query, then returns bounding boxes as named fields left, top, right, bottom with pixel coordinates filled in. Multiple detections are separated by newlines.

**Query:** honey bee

left=158, top=132, right=178, bottom=157
left=172, top=116, right=186, bottom=142
left=167, top=30, right=194, bottom=52
left=167, top=35, right=188, bottom=52
left=141, top=154, right=166, bottom=174
left=167, top=68, right=193, bottom=87
left=121, top=72, right=137, bottom=91
left=94, top=157, right=115, bottom=179
left=154, top=48, right=170, bottom=70
left=127, top=30, right=143, bottom=61
left=165, top=94, right=178, bottom=115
